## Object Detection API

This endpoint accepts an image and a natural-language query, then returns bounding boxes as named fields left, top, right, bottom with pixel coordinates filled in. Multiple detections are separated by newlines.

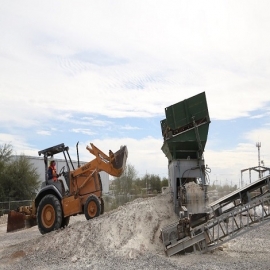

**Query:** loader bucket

left=111, top=145, right=128, bottom=177
left=7, top=210, right=26, bottom=232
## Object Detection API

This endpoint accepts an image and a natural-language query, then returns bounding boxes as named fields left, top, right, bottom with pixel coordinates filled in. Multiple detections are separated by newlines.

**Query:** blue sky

left=1, top=1, right=270, bottom=186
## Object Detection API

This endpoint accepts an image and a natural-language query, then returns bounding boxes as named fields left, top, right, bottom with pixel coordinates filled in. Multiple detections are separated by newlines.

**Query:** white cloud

left=48, top=129, right=270, bottom=187
left=73, top=136, right=168, bottom=178
left=120, top=125, right=140, bottom=130
left=70, top=128, right=96, bottom=135
left=1, top=1, right=270, bottom=185
left=37, top=130, right=51, bottom=136
left=251, top=114, right=265, bottom=119
left=0, top=133, right=38, bottom=156
left=1, top=1, right=270, bottom=123
left=1, top=126, right=269, bottom=187
left=205, top=129, right=270, bottom=187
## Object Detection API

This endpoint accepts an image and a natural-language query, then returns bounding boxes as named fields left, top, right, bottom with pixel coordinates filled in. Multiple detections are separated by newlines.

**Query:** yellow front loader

left=7, top=142, right=128, bottom=234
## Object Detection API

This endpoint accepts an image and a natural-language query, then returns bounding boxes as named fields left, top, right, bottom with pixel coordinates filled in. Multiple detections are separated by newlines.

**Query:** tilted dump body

left=160, top=92, right=211, bottom=254
left=160, top=92, right=211, bottom=215
left=161, top=91, right=210, bottom=161
left=160, top=92, right=270, bottom=257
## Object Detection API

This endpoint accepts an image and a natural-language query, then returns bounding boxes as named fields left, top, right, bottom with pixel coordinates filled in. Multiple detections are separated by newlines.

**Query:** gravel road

left=1, top=193, right=270, bottom=270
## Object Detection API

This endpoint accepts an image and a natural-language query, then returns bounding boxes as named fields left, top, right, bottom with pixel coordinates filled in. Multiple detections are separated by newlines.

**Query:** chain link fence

left=0, top=200, right=32, bottom=216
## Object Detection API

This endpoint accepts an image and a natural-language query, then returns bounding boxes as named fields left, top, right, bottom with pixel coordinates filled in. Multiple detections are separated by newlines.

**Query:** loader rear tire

left=84, top=195, right=101, bottom=220
left=37, top=194, right=63, bottom=234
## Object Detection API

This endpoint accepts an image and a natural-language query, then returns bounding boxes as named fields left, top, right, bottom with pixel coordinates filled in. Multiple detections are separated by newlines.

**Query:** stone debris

left=0, top=215, right=7, bottom=225
left=1, top=191, right=270, bottom=270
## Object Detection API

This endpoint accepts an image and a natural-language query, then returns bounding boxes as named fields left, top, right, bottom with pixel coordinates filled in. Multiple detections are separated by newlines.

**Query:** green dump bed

left=161, top=92, right=210, bottom=161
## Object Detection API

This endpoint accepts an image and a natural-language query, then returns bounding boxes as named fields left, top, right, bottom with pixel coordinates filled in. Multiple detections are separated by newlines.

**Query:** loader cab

left=38, top=143, right=75, bottom=195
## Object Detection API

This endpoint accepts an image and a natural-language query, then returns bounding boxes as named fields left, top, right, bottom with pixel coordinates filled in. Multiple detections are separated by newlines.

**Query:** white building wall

left=13, top=156, right=110, bottom=194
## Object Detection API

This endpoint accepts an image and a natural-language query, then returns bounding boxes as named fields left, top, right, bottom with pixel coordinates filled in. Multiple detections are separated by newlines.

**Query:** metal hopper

left=161, top=92, right=210, bottom=161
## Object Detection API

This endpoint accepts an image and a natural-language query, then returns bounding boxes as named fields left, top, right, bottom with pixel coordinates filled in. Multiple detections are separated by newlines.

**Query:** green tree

left=0, top=143, right=12, bottom=173
left=161, top=177, right=168, bottom=188
left=113, top=164, right=138, bottom=195
left=0, top=144, right=13, bottom=200
left=0, top=144, right=40, bottom=201
left=141, top=174, right=162, bottom=193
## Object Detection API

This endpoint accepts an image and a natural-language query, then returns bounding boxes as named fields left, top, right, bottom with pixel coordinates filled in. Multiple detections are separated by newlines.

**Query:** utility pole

left=146, top=170, right=147, bottom=196
left=256, top=142, right=261, bottom=178
left=261, top=160, right=265, bottom=177
left=241, top=142, right=269, bottom=184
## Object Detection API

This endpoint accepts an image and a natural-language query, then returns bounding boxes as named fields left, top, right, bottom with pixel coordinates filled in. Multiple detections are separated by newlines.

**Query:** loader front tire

left=37, top=194, right=63, bottom=234
left=84, top=195, right=101, bottom=220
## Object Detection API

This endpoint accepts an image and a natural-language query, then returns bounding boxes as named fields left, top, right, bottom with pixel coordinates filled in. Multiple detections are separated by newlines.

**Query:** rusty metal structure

left=160, top=92, right=211, bottom=217
left=160, top=92, right=270, bottom=256
left=163, top=175, right=270, bottom=256
left=241, top=142, right=270, bottom=186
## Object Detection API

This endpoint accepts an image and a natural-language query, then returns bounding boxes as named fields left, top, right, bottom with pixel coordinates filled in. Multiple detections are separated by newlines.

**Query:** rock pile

left=28, top=192, right=178, bottom=259
left=1, top=191, right=270, bottom=270
left=0, top=215, right=7, bottom=225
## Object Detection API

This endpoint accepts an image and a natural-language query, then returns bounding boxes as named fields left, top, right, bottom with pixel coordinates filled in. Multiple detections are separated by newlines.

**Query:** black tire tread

left=84, top=194, right=101, bottom=220
left=37, top=194, right=62, bottom=234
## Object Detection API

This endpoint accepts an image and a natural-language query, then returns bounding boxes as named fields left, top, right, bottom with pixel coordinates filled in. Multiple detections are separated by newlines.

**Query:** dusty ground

left=1, top=192, right=270, bottom=270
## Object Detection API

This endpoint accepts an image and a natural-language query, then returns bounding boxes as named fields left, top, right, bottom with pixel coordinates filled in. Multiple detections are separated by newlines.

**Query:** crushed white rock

left=1, top=191, right=270, bottom=270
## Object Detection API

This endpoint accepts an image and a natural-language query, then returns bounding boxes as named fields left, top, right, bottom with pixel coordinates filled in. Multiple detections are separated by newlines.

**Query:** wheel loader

left=7, top=142, right=128, bottom=234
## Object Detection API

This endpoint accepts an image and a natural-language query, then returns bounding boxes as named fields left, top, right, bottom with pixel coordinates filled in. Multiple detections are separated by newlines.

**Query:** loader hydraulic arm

left=72, top=143, right=128, bottom=178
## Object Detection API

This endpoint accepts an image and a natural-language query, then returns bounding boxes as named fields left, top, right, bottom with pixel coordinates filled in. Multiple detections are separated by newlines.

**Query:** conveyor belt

left=163, top=175, right=270, bottom=256
left=209, top=174, right=270, bottom=209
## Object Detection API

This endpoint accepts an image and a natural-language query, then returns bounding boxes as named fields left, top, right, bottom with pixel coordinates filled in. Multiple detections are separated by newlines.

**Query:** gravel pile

left=0, top=215, right=7, bottom=225
left=1, top=192, right=270, bottom=270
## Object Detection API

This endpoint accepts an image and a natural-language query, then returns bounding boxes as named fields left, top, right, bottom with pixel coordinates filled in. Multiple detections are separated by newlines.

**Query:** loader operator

left=48, top=160, right=58, bottom=181
left=48, top=160, right=69, bottom=195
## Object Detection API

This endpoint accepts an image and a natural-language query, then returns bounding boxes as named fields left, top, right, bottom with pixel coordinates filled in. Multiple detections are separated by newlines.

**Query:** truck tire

left=84, top=195, right=101, bottom=220
left=37, top=194, right=63, bottom=234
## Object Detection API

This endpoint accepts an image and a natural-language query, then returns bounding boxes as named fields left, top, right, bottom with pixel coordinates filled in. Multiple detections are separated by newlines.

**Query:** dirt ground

left=1, top=193, right=270, bottom=270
